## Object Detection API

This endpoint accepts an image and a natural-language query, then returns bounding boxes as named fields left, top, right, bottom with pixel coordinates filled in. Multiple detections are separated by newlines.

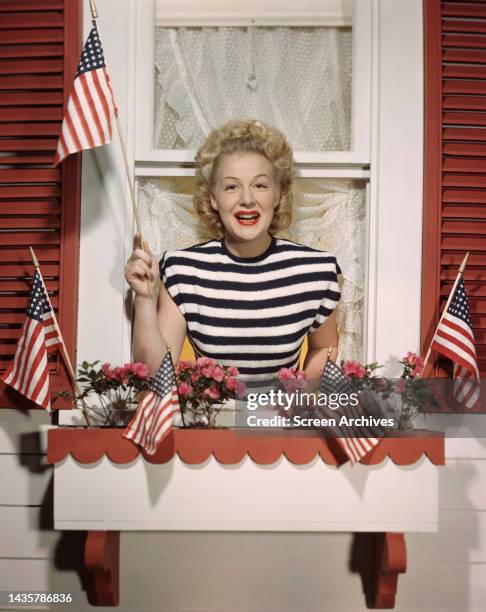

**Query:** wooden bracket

left=85, top=531, right=120, bottom=606
left=371, top=532, right=407, bottom=608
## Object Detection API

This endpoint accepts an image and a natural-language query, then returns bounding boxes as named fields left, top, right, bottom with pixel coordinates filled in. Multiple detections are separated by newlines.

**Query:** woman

left=125, top=120, right=341, bottom=380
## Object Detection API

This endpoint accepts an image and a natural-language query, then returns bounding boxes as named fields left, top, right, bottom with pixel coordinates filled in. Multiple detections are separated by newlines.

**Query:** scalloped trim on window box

left=47, top=428, right=445, bottom=466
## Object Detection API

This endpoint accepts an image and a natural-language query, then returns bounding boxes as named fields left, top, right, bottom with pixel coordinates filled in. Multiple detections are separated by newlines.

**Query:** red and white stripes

left=2, top=318, right=52, bottom=410
left=433, top=311, right=480, bottom=410
left=54, top=67, right=116, bottom=166
left=124, top=388, right=180, bottom=455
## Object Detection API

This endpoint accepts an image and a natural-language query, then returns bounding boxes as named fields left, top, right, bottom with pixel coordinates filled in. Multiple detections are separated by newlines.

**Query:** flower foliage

left=176, top=357, right=246, bottom=427
left=341, top=352, right=437, bottom=429
left=77, top=361, right=151, bottom=398
left=57, top=361, right=151, bottom=425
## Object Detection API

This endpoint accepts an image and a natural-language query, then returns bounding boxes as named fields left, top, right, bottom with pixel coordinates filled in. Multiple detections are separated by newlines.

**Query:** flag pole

left=88, top=0, right=141, bottom=236
left=88, top=0, right=153, bottom=297
left=166, top=341, right=186, bottom=427
left=29, top=248, right=92, bottom=427
left=422, top=252, right=469, bottom=375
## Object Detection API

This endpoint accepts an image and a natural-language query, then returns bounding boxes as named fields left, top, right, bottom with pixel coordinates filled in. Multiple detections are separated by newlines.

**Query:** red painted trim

left=0, top=0, right=82, bottom=408
left=371, top=533, right=407, bottom=608
left=421, top=0, right=443, bottom=377
left=52, top=0, right=82, bottom=394
left=85, top=531, right=120, bottom=607
left=47, top=428, right=446, bottom=467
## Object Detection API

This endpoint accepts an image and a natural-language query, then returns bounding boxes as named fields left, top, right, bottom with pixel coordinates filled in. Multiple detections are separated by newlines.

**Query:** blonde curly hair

left=194, top=119, right=294, bottom=238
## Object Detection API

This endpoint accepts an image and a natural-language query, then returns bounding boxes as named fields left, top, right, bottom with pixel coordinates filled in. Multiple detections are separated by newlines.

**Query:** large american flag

left=53, top=20, right=116, bottom=166
left=123, top=352, right=180, bottom=455
left=318, top=361, right=381, bottom=465
left=1, top=271, right=62, bottom=410
left=431, top=277, right=481, bottom=411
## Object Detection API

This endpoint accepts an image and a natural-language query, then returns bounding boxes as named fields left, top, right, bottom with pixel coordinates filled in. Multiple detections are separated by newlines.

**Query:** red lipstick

left=234, top=210, right=260, bottom=226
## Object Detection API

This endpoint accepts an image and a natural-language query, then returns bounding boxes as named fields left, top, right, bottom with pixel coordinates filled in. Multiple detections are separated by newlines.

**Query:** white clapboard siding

left=446, top=438, right=486, bottom=460
left=0, top=455, right=52, bottom=506
left=440, top=459, right=486, bottom=510
left=0, top=507, right=56, bottom=560
left=1, top=558, right=486, bottom=612
left=0, top=409, right=50, bottom=455
left=407, top=510, right=486, bottom=563
left=121, top=531, right=353, bottom=562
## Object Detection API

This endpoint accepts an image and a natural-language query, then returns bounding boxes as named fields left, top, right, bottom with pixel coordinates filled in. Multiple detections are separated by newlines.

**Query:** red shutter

left=422, top=0, right=486, bottom=376
left=0, top=0, right=82, bottom=408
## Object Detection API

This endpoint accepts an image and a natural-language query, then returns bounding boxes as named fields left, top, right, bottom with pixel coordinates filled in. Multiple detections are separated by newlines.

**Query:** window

left=132, top=0, right=373, bottom=361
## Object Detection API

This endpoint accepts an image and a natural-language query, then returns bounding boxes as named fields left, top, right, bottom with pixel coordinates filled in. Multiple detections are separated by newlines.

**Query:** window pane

left=154, top=26, right=352, bottom=151
left=138, top=177, right=365, bottom=360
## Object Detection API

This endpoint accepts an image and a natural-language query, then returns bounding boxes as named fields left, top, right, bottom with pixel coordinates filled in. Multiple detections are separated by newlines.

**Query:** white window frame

left=134, top=0, right=373, bottom=179
left=78, top=0, right=423, bottom=374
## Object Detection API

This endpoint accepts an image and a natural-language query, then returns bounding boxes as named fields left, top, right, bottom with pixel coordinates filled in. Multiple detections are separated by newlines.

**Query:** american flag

left=123, top=352, right=180, bottom=455
left=1, top=271, right=62, bottom=410
left=318, top=360, right=381, bottom=465
left=53, top=20, right=116, bottom=166
left=431, top=277, right=481, bottom=411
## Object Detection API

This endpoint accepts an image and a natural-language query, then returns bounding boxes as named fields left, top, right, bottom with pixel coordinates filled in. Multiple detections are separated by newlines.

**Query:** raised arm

left=125, top=236, right=187, bottom=374
left=303, top=309, right=339, bottom=379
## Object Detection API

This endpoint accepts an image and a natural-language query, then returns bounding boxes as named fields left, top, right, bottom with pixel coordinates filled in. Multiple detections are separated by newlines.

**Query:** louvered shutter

left=422, top=0, right=486, bottom=376
left=0, top=0, right=82, bottom=408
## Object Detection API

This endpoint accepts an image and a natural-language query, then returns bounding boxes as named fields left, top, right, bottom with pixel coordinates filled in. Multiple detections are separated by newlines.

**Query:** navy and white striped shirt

left=159, top=236, right=341, bottom=380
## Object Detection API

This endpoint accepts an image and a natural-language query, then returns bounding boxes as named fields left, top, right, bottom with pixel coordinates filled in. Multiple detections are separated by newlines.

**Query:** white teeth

left=237, top=214, right=259, bottom=220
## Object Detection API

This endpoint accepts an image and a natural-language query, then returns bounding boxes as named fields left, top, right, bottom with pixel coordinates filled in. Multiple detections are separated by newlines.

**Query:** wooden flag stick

left=88, top=0, right=141, bottom=235
left=29, top=248, right=92, bottom=427
left=166, top=341, right=186, bottom=427
left=88, top=0, right=152, bottom=296
left=421, top=252, right=469, bottom=375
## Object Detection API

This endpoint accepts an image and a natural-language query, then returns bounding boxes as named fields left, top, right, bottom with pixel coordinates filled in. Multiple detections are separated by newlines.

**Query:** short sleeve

left=309, top=255, right=341, bottom=332
left=159, top=250, right=186, bottom=316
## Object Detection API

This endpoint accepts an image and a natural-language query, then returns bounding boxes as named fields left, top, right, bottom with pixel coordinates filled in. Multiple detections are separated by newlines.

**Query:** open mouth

left=234, top=211, right=260, bottom=226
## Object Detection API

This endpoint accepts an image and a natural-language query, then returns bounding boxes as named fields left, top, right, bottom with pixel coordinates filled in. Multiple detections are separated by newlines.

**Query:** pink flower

left=211, top=366, right=225, bottom=382
left=228, top=366, right=239, bottom=377
left=190, top=372, right=199, bottom=384
left=201, top=366, right=212, bottom=378
left=102, top=362, right=116, bottom=380
left=296, top=369, right=307, bottom=380
left=177, top=360, right=195, bottom=374
left=394, top=378, right=407, bottom=393
left=235, top=379, right=247, bottom=398
left=203, top=385, right=220, bottom=400
left=178, top=381, right=193, bottom=397
left=279, top=367, right=295, bottom=381
left=197, top=356, right=216, bottom=369
left=226, top=376, right=236, bottom=391
left=128, top=362, right=150, bottom=378
left=401, top=352, right=424, bottom=377
left=113, top=366, right=129, bottom=383
left=342, top=360, right=366, bottom=379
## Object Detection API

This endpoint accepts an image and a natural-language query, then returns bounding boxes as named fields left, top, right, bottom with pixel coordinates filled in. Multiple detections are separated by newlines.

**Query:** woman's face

left=210, top=152, right=281, bottom=242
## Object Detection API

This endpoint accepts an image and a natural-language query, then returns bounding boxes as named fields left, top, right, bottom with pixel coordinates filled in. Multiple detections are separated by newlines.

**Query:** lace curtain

left=138, top=178, right=365, bottom=361
left=154, top=27, right=352, bottom=151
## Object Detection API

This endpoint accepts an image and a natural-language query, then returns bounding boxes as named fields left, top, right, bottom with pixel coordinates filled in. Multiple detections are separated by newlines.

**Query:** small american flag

left=123, top=352, right=180, bottom=455
left=1, top=271, right=62, bottom=410
left=54, top=20, right=116, bottom=166
left=318, top=360, right=380, bottom=465
left=432, top=277, right=481, bottom=411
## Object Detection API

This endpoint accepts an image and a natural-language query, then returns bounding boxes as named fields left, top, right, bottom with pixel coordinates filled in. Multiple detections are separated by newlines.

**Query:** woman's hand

left=124, top=234, right=160, bottom=298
